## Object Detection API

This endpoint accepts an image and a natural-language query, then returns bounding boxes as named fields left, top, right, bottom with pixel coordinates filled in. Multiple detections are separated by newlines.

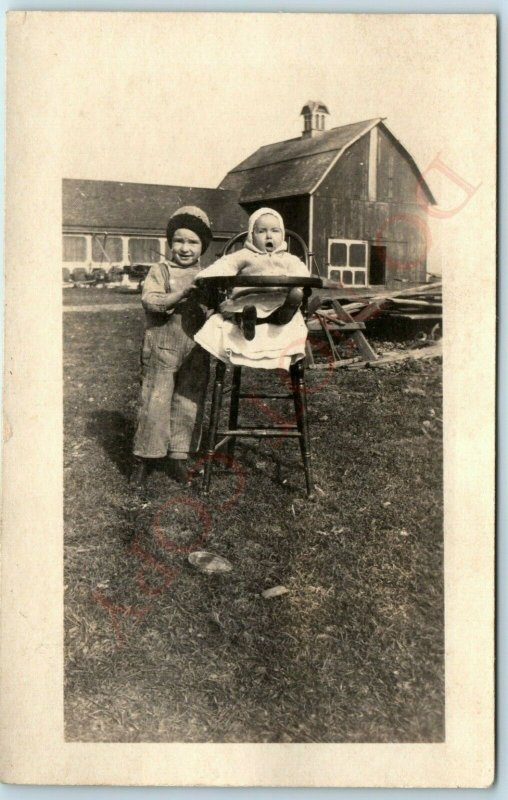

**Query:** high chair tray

left=195, top=275, right=323, bottom=289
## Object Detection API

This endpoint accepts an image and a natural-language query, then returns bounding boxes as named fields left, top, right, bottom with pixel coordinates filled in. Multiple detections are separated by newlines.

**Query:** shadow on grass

left=87, top=410, right=135, bottom=477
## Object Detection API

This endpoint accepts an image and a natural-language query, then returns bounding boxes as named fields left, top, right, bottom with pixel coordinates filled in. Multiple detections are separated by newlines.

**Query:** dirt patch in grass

left=64, top=309, right=444, bottom=742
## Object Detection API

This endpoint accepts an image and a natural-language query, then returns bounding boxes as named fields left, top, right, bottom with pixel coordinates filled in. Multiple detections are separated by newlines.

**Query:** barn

left=62, top=179, right=248, bottom=274
left=63, top=102, right=436, bottom=290
left=218, top=101, right=436, bottom=288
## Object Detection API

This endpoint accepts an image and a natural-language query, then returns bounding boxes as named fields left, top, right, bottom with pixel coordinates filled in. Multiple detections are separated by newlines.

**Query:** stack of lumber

left=308, top=282, right=442, bottom=331
left=305, top=281, right=442, bottom=368
left=341, top=282, right=442, bottom=324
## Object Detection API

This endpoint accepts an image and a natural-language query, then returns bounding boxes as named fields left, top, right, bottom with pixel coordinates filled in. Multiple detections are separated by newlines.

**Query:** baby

left=198, top=208, right=309, bottom=340
left=194, top=208, right=310, bottom=371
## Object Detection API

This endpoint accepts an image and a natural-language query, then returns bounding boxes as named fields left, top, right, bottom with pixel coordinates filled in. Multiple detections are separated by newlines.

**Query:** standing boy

left=131, top=206, right=212, bottom=486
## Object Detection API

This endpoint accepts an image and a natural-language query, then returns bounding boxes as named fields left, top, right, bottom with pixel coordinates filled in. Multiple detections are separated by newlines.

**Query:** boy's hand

left=181, top=282, right=198, bottom=298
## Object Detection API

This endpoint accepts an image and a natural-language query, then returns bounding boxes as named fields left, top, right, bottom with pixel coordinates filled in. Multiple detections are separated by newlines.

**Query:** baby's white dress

left=194, top=245, right=310, bottom=371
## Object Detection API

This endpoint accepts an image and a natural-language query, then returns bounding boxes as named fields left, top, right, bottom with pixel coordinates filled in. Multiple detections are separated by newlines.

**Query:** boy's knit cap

left=166, top=206, right=212, bottom=253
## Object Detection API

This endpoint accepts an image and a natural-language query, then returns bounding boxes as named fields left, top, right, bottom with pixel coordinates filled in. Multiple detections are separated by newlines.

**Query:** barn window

left=63, top=235, right=87, bottom=262
left=92, top=235, right=123, bottom=263
left=330, top=242, right=347, bottom=266
left=328, top=239, right=368, bottom=287
left=350, top=243, right=367, bottom=267
left=128, top=238, right=161, bottom=263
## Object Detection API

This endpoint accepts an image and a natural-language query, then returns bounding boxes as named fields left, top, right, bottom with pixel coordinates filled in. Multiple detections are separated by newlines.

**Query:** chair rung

left=217, top=427, right=300, bottom=438
left=213, top=435, right=232, bottom=452
left=219, top=424, right=298, bottom=431
left=239, top=393, right=293, bottom=399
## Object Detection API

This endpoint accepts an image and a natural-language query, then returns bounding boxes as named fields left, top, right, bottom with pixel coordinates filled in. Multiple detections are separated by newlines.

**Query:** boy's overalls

left=133, top=261, right=210, bottom=460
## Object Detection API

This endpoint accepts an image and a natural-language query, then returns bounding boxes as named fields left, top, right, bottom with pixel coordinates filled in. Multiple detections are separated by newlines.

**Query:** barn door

left=369, top=244, right=386, bottom=285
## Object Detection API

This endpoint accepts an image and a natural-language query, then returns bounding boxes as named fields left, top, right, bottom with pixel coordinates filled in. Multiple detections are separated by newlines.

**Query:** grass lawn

left=63, top=286, right=141, bottom=305
left=64, top=299, right=444, bottom=743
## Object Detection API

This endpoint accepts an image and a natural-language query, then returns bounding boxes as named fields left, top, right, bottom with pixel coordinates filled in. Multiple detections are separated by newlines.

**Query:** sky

left=60, top=15, right=486, bottom=185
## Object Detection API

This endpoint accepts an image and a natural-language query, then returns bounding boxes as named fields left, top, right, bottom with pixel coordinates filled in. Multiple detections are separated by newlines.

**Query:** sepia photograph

left=61, top=14, right=453, bottom=745
left=2, top=10, right=495, bottom=786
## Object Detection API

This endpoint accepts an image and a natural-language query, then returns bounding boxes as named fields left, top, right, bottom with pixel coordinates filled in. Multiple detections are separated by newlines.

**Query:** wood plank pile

left=306, top=281, right=442, bottom=369
left=340, top=281, right=442, bottom=325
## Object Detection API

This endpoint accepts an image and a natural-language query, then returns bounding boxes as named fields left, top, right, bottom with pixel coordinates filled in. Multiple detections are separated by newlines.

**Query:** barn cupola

left=300, top=100, right=330, bottom=138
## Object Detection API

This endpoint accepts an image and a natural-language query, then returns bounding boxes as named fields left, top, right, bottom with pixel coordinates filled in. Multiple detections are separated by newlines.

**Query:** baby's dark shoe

left=129, top=457, right=151, bottom=487
left=275, top=287, right=305, bottom=324
left=241, top=305, right=257, bottom=341
left=167, top=458, right=190, bottom=484
left=307, top=294, right=322, bottom=317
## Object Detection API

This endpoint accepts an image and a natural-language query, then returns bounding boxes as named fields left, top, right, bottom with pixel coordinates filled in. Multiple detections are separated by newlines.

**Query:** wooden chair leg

left=202, top=359, right=227, bottom=496
left=290, top=360, right=315, bottom=498
left=227, top=366, right=242, bottom=461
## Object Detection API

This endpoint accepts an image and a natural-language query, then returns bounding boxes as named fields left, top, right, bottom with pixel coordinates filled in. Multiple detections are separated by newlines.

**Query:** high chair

left=196, top=230, right=322, bottom=499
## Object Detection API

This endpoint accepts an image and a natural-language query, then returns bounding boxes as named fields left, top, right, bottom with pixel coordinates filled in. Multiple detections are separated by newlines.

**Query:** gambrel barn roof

left=63, top=179, right=248, bottom=237
left=219, top=118, right=436, bottom=204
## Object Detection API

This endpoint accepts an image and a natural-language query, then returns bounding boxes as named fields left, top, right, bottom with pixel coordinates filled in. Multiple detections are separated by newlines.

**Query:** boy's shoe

left=167, top=458, right=190, bottom=484
left=129, top=457, right=151, bottom=487
left=241, top=305, right=257, bottom=341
